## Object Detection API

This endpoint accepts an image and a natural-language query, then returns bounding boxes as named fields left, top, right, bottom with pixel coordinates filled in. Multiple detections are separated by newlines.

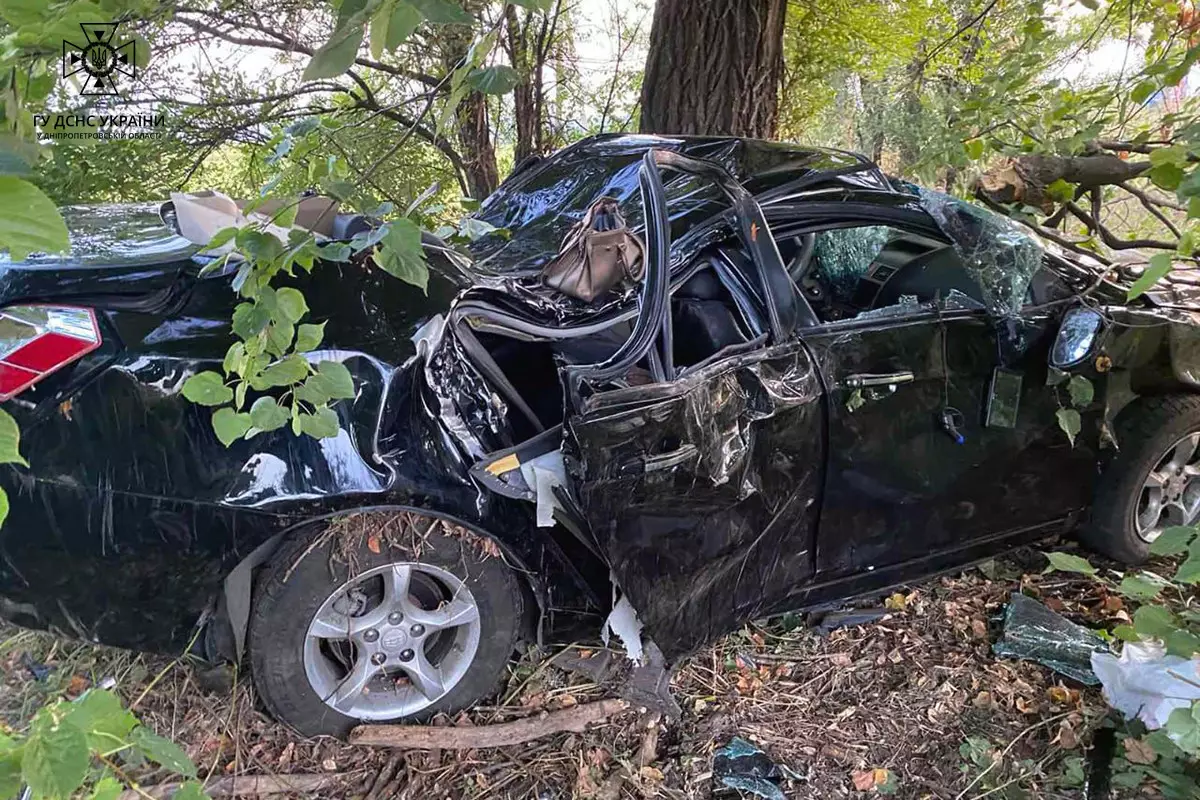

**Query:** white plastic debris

left=602, top=594, right=645, bottom=665
left=170, top=190, right=340, bottom=252
left=518, top=449, right=567, bottom=527
left=1091, top=642, right=1200, bottom=730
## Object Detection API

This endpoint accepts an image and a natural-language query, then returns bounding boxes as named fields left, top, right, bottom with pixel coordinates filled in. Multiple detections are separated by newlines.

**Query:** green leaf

left=963, top=138, right=985, bottom=160
left=22, top=709, right=90, bottom=798
left=181, top=372, right=233, bottom=406
left=0, top=177, right=70, bottom=261
left=409, top=0, right=471, bottom=24
left=0, top=744, right=22, bottom=799
left=1045, top=177, right=1075, bottom=202
left=265, top=320, right=294, bottom=357
left=372, top=218, right=429, bottom=291
left=368, top=0, right=392, bottom=59
left=232, top=302, right=272, bottom=338
left=256, top=355, right=309, bottom=388
left=249, top=397, right=290, bottom=432
left=1166, top=703, right=1200, bottom=753
left=131, top=725, right=197, bottom=778
left=0, top=408, right=27, bottom=468
left=295, top=322, right=326, bottom=353
left=1118, top=572, right=1168, bottom=600
left=509, top=0, right=553, bottom=9
left=211, top=408, right=252, bottom=446
left=386, top=1, right=423, bottom=50
left=465, top=65, right=520, bottom=95
left=0, top=487, right=8, bottom=532
left=1128, top=253, right=1174, bottom=300
left=1150, top=145, right=1190, bottom=168
left=1149, top=525, right=1196, bottom=556
left=65, top=689, right=137, bottom=751
left=299, top=407, right=340, bottom=438
left=222, top=342, right=246, bottom=377
left=317, top=360, right=356, bottom=399
left=1056, top=408, right=1081, bottom=447
left=202, top=226, right=239, bottom=252
left=1067, top=375, right=1093, bottom=408
left=171, top=782, right=210, bottom=800
left=1112, top=624, right=1140, bottom=642
left=1165, top=627, right=1200, bottom=657
left=90, top=776, right=123, bottom=800
left=303, top=21, right=366, bottom=81
left=1151, top=163, right=1185, bottom=191
left=275, top=287, right=309, bottom=324
left=1131, top=79, right=1157, bottom=105
left=295, top=376, right=331, bottom=406
left=1043, top=550, right=1097, bottom=575
left=1133, top=604, right=1178, bottom=641
left=1174, top=548, right=1200, bottom=584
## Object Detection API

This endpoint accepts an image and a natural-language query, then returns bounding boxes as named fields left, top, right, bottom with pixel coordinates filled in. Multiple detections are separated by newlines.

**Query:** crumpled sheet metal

left=468, top=133, right=871, bottom=277
left=814, top=225, right=890, bottom=302
left=992, top=592, right=1109, bottom=685
left=567, top=342, right=824, bottom=658
left=421, top=315, right=511, bottom=458
left=914, top=187, right=1042, bottom=317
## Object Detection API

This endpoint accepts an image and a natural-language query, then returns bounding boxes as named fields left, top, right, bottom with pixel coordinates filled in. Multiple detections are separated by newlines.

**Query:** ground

left=0, top=545, right=1154, bottom=799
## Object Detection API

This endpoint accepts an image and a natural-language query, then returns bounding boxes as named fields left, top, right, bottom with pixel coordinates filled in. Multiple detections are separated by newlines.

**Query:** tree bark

left=439, top=11, right=500, bottom=199
left=638, top=0, right=787, bottom=137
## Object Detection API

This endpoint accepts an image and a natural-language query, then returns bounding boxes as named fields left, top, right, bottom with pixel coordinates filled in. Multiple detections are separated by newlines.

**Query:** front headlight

left=1050, top=307, right=1104, bottom=368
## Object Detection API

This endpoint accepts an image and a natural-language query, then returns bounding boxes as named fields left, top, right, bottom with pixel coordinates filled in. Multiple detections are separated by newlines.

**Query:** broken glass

left=992, top=592, right=1109, bottom=685
left=914, top=187, right=1042, bottom=317
left=813, top=225, right=890, bottom=302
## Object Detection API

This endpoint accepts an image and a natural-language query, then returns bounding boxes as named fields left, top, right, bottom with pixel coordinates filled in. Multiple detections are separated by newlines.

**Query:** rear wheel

left=1084, top=395, right=1200, bottom=563
left=248, top=514, right=523, bottom=737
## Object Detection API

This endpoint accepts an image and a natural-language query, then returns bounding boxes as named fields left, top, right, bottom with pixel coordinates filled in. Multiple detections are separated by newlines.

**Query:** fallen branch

left=348, top=698, right=629, bottom=749
left=116, top=774, right=343, bottom=799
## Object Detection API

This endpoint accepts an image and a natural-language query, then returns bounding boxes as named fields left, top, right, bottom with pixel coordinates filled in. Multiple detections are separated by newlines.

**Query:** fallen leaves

left=1124, top=736, right=1158, bottom=765
left=850, top=767, right=899, bottom=794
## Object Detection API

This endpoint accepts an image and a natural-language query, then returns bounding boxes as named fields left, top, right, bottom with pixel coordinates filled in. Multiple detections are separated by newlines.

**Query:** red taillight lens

left=0, top=306, right=101, bottom=400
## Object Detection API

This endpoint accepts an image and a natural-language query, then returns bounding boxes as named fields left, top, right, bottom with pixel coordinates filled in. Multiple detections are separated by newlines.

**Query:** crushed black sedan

left=2, top=134, right=1198, bottom=737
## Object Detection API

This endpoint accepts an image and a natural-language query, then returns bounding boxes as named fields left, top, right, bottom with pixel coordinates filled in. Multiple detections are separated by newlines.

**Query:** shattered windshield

left=911, top=186, right=1042, bottom=316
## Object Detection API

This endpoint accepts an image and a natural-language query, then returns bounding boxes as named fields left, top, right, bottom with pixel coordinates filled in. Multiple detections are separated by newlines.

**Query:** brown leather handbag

left=542, top=197, right=645, bottom=302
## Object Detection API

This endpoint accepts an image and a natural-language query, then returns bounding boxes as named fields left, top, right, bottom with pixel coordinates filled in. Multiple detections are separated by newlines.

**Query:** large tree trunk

left=440, top=11, right=500, bottom=199
left=638, top=0, right=786, bottom=137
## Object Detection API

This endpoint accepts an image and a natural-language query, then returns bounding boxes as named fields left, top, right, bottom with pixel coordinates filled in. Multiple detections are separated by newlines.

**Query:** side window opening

left=780, top=225, right=987, bottom=324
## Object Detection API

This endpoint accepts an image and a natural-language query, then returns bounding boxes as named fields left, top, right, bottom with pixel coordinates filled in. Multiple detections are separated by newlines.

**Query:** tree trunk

left=638, top=0, right=786, bottom=137
left=440, top=10, right=499, bottom=199
left=505, top=4, right=538, bottom=165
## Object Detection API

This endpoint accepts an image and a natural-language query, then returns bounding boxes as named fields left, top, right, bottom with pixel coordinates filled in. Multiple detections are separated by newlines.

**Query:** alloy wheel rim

left=1135, top=432, right=1200, bottom=543
left=302, top=562, right=481, bottom=720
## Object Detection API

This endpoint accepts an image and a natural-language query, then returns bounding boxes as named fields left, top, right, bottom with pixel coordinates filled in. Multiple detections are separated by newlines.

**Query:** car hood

left=0, top=203, right=200, bottom=269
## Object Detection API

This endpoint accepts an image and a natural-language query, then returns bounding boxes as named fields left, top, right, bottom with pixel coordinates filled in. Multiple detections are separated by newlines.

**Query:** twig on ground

left=115, top=774, right=344, bottom=799
left=348, top=698, right=628, bottom=749
left=955, top=712, right=1072, bottom=799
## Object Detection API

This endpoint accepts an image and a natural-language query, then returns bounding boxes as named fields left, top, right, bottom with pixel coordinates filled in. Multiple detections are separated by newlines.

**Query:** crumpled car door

left=564, top=339, right=824, bottom=659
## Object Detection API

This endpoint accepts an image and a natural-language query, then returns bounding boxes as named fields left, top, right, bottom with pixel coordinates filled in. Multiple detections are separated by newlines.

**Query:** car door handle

left=617, top=443, right=700, bottom=476
left=840, top=371, right=914, bottom=389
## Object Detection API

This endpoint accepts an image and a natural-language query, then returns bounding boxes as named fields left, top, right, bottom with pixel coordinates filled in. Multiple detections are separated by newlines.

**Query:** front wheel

left=1084, top=395, right=1200, bottom=564
left=248, top=513, right=524, bottom=738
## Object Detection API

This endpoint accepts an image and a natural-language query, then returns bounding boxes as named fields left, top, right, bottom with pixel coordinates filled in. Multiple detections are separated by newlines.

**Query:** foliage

left=179, top=115, right=434, bottom=444
left=0, top=688, right=208, bottom=800
left=1045, top=529, right=1200, bottom=796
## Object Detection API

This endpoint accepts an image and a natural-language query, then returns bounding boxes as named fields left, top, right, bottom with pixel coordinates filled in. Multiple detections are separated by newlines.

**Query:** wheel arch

left=213, top=504, right=547, bottom=664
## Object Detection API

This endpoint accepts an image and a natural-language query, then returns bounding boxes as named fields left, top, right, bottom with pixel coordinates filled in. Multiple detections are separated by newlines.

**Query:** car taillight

left=0, top=306, right=101, bottom=400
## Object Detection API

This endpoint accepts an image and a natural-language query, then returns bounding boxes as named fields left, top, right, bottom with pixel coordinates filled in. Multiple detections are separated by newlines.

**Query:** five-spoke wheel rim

left=303, top=562, right=481, bottom=720
left=1135, top=432, right=1200, bottom=543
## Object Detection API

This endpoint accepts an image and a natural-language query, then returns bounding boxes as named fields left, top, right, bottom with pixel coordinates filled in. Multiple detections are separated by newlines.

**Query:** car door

left=565, top=338, right=824, bottom=659
left=795, top=217, right=1098, bottom=581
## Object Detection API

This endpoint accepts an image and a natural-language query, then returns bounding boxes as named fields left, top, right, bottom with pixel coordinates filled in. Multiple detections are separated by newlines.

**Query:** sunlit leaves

left=181, top=372, right=233, bottom=406
left=1152, top=526, right=1198, bottom=556
left=1128, top=253, right=1174, bottom=301
left=0, top=177, right=69, bottom=261
left=0, top=408, right=28, bottom=467
left=299, top=406, right=340, bottom=438
left=295, top=322, right=326, bottom=352
left=211, top=408, right=252, bottom=446
left=130, top=726, right=197, bottom=777
left=1056, top=408, right=1081, bottom=447
left=249, top=396, right=290, bottom=432
left=1042, top=550, right=1096, bottom=575
left=21, top=709, right=89, bottom=798
left=466, top=65, right=520, bottom=95
left=372, top=218, right=429, bottom=291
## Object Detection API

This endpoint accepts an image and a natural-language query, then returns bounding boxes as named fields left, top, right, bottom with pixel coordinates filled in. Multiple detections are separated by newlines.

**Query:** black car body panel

left=2, top=134, right=1199, bottom=668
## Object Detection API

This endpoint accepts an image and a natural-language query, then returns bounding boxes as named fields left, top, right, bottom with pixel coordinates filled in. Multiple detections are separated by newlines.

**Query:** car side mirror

left=1050, top=307, right=1105, bottom=369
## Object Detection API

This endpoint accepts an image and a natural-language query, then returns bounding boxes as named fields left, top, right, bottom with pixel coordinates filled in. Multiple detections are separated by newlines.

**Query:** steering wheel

left=787, top=233, right=816, bottom=281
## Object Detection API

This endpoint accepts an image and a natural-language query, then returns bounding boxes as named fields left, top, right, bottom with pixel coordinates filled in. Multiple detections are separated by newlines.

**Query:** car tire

left=248, top=513, right=523, bottom=738
left=1084, top=394, right=1200, bottom=564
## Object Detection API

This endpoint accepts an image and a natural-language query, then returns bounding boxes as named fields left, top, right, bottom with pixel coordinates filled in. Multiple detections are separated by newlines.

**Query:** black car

left=1, top=134, right=1197, bottom=737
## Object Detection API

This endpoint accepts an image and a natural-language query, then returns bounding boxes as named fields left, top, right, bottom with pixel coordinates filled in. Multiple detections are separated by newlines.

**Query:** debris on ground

left=712, top=736, right=796, bottom=799
left=1092, top=641, right=1200, bottom=730
left=806, top=607, right=889, bottom=636
left=992, top=591, right=1109, bottom=684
